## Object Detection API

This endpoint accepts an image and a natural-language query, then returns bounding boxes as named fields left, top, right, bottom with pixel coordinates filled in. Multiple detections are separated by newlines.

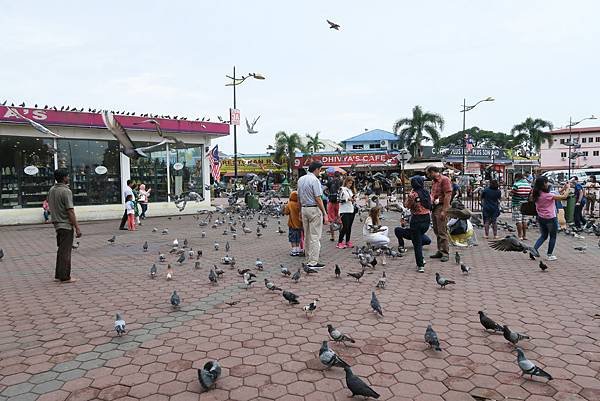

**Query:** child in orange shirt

left=284, top=191, right=303, bottom=256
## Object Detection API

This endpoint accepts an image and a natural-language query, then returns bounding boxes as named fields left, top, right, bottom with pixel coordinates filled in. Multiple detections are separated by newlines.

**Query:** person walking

left=404, top=175, right=432, bottom=272
left=326, top=172, right=342, bottom=242
left=425, top=165, right=452, bottom=262
left=481, top=179, right=502, bottom=239
left=47, top=168, right=82, bottom=283
left=532, top=176, right=569, bottom=260
left=298, top=161, right=329, bottom=268
left=119, top=180, right=135, bottom=230
left=511, top=173, right=532, bottom=240
left=138, top=184, right=152, bottom=219
left=584, top=175, right=599, bottom=218
left=337, top=176, right=356, bottom=249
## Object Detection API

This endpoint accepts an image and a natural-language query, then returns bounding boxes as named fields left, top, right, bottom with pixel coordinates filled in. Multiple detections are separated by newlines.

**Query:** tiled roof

left=342, top=129, right=397, bottom=143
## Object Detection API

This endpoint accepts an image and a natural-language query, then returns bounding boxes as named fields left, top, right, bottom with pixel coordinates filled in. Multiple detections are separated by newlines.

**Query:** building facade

left=540, top=126, right=600, bottom=170
left=0, top=106, right=229, bottom=225
left=340, top=129, right=399, bottom=152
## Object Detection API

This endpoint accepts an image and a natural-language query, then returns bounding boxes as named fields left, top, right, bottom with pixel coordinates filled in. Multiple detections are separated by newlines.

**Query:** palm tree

left=511, top=117, right=554, bottom=153
left=304, top=132, right=325, bottom=154
left=273, top=131, right=302, bottom=179
left=393, top=105, right=445, bottom=158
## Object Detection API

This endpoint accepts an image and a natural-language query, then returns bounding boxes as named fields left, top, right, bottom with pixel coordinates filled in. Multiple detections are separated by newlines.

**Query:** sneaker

left=336, top=243, right=346, bottom=249
left=345, top=241, right=353, bottom=248
left=417, top=266, right=425, bottom=273
left=430, top=252, right=443, bottom=259
left=546, top=255, right=557, bottom=261
left=440, top=254, right=449, bottom=262
left=398, top=247, right=407, bottom=254
left=290, top=251, right=298, bottom=256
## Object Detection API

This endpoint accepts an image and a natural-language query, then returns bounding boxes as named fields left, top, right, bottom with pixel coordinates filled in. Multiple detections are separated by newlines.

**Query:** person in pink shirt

left=532, top=177, right=570, bottom=261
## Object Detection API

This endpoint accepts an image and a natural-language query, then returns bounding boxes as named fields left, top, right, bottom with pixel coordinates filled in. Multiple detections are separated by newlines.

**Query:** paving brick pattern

left=0, top=207, right=599, bottom=400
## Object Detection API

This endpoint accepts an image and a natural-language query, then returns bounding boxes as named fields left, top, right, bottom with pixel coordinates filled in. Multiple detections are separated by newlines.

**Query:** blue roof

left=342, top=129, right=397, bottom=143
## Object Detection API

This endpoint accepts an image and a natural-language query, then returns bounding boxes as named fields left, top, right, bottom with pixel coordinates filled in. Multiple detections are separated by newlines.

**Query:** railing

left=458, top=184, right=513, bottom=213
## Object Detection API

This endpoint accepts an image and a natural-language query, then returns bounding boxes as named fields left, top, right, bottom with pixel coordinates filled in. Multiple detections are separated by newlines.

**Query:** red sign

left=230, top=108, right=240, bottom=126
left=0, top=106, right=230, bottom=136
left=295, top=153, right=398, bottom=168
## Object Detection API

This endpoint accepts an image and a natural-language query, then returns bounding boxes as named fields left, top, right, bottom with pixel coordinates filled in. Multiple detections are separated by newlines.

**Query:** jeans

left=55, top=228, right=74, bottom=281
left=338, top=212, right=355, bottom=243
left=119, top=209, right=127, bottom=229
left=534, top=217, right=558, bottom=256
left=574, top=203, right=586, bottom=228
left=394, top=226, right=432, bottom=248
left=410, top=214, right=431, bottom=267
left=43, top=210, right=50, bottom=222
left=140, top=203, right=148, bottom=219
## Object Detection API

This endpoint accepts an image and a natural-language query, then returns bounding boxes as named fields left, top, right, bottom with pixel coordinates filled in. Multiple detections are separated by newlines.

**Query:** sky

left=1, top=0, right=600, bottom=154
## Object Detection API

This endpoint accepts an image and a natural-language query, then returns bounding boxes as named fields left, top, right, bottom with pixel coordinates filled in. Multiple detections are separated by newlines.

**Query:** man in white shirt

left=119, top=180, right=135, bottom=230
left=585, top=175, right=600, bottom=217
left=297, top=161, right=329, bottom=267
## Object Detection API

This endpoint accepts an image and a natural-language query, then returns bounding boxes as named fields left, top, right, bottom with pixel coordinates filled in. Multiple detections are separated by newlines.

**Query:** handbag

left=520, top=201, right=537, bottom=216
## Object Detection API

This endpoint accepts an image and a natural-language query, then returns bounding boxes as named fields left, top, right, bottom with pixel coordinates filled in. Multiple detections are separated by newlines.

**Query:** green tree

left=393, top=105, right=445, bottom=158
left=438, top=127, right=524, bottom=149
left=511, top=117, right=554, bottom=153
left=273, top=131, right=302, bottom=179
left=304, top=132, right=325, bottom=154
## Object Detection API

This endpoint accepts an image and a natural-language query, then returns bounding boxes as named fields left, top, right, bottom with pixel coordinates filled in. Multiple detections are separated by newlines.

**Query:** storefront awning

left=403, top=161, right=444, bottom=170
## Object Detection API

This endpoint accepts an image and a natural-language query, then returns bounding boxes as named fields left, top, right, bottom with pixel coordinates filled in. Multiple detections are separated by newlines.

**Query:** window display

left=0, top=136, right=56, bottom=209
left=129, top=145, right=169, bottom=202
left=57, top=139, right=121, bottom=205
left=170, top=145, right=205, bottom=198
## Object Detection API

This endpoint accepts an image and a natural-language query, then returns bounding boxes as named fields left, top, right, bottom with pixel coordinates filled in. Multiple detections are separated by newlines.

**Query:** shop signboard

left=221, top=155, right=285, bottom=174
left=23, top=165, right=39, bottom=175
left=294, top=152, right=397, bottom=168
left=94, top=165, right=108, bottom=175
left=173, top=162, right=184, bottom=171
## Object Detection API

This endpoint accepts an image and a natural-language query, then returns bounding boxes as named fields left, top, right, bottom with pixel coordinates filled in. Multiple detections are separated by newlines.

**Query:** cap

left=308, top=161, right=324, bottom=172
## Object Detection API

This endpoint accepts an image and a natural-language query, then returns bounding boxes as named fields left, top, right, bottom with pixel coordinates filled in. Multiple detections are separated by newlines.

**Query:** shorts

left=511, top=205, right=524, bottom=223
left=288, top=228, right=302, bottom=243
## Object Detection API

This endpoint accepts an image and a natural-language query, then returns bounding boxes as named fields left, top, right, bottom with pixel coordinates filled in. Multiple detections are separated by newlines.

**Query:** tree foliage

left=511, top=117, right=554, bottom=153
left=273, top=131, right=302, bottom=178
left=393, top=105, right=445, bottom=158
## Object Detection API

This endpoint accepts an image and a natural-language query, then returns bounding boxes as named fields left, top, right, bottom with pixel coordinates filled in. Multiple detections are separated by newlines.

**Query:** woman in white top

left=363, top=207, right=390, bottom=247
left=337, top=177, right=356, bottom=249
left=138, top=184, right=152, bottom=219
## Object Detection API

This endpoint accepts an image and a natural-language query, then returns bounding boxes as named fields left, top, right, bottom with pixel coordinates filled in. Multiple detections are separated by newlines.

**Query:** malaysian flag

left=208, top=145, right=221, bottom=182
left=465, top=134, right=474, bottom=153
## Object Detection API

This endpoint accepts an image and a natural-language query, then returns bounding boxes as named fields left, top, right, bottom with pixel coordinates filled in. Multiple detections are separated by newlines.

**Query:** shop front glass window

left=0, top=136, right=56, bottom=209
left=57, top=139, right=121, bottom=205
left=129, top=144, right=169, bottom=202
left=169, top=145, right=204, bottom=198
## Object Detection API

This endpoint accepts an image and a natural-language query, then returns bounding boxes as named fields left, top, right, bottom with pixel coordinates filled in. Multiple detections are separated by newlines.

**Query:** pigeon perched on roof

left=478, top=311, right=503, bottom=332
left=114, top=313, right=126, bottom=336
left=343, top=366, right=380, bottom=399
left=319, top=341, right=349, bottom=368
left=198, top=360, right=222, bottom=390
left=424, top=324, right=442, bottom=351
left=370, top=291, right=383, bottom=316
left=503, top=325, right=530, bottom=345
left=327, top=324, right=355, bottom=344
left=516, top=347, right=553, bottom=381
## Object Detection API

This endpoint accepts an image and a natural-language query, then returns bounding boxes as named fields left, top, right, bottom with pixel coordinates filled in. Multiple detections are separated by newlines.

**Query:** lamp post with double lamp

left=397, top=148, right=410, bottom=203
left=461, top=97, right=494, bottom=175
left=225, top=67, right=265, bottom=179
left=566, top=115, right=597, bottom=179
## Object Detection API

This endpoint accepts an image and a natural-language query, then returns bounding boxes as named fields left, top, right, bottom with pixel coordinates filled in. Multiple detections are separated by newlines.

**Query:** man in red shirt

left=425, top=166, right=452, bottom=262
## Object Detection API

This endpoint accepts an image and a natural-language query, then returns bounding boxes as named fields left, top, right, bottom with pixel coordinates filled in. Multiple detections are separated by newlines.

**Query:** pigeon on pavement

left=143, top=241, right=148, bottom=252
left=435, top=272, right=455, bottom=288
left=347, top=268, right=365, bottom=282
left=159, top=253, right=166, bottom=263
left=150, top=264, right=157, bottom=278
left=283, top=290, right=299, bottom=304
left=516, top=347, right=553, bottom=380
left=243, top=272, right=256, bottom=288
left=327, top=324, right=355, bottom=344
left=478, top=311, right=503, bottom=332
left=264, top=278, right=282, bottom=291
left=370, top=291, right=383, bottom=316
left=108, top=235, right=116, bottom=245
left=303, top=263, right=319, bottom=275
left=280, top=264, right=291, bottom=276
left=460, top=263, right=471, bottom=274
left=0, top=248, right=3, bottom=261
left=114, top=313, right=126, bottom=336
left=503, top=325, right=530, bottom=345
left=343, top=366, right=380, bottom=399
left=209, top=269, right=218, bottom=284
left=198, top=360, right=221, bottom=390
left=176, top=253, right=185, bottom=264
left=424, top=324, right=442, bottom=351
left=292, top=268, right=301, bottom=283
left=303, top=299, right=318, bottom=316
left=455, top=251, right=460, bottom=265
left=170, top=290, right=180, bottom=308
left=335, top=264, right=341, bottom=278
left=166, top=264, right=173, bottom=280
left=319, top=340, right=349, bottom=368
left=376, top=271, right=386, bottom=288
left=255, top=258, right=264, bottom=270
left=539, top=261, right=549, bottom=271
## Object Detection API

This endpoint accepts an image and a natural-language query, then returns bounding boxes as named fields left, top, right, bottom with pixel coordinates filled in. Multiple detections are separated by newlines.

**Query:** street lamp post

left=461, top=97, right=494, bottom=175
left=566, top=115, right=597, bottom=179
left=225, top=67, right=265, bottom=179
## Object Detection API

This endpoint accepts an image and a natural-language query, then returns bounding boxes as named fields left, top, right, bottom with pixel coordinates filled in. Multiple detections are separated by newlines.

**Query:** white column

left=119, top=153, right=130, bottom=204
left=204, top=139, right=210, bottom=203
left=166, top=143, right=171, bottom=202
left=53, top=138, right=58, bottom=170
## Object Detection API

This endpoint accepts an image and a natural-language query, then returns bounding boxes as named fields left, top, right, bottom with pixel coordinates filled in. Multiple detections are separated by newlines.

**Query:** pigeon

left=198, top=360, right=222, bottom=390
left=170, top=290, right=180, bottom=307
left=214, top=266, right=224, bottom=277
left=280, top=264, right=291, bottom=276
left=435, top=272, right=455, bottom=289
left=326, top=19, right=341, bottom=30
left=539, top=261, right=548, bottom=271
left=478, top=311, right=503, bottom=332
left=209, top=269, right=218, bottom=284
left=161, top=228, right=169, bottom=235
left=256, top=227, right=263, bottom=238
left=319, top=341, right=349, bottom=368
left=243, top=272, right=256, bottom=288
left=107, top=235, right=116, bottom=244
left=201, top=231, right=206, bottom=238
left=188, top=250, right=194, bottom=258
left=264, top=278, right=282, bottom=291
left=225, top=300, right=239, bottom=306
left=303, top=299, right=318, bottom=316
left=114, top=313, right=126, bottom=336
left=176, top=253, right=185, bottom=264
left=152, top=227, right=158, bottom=233
left=455, top=251, right=460, bottom=265
left=516, top=347, right=553, bottom=381
left=503, top=325, right=530, bottom=345
left=232, top=233, right=237, bottom=240
left=574, top=245, right=586, bottom=253
left=283, top=290, right=299, bottom=304
left=197, top=250, right=203, bottom=259
left=183, top=238, right=188, bottom=248
left=159, top=253, right=166, bottom=263
left=221, top=255, right=233, bottom=265
left=225, top=241, right=230, bottom=252
left=460, top=263, right=470, bottom=274
left=327, top=324, right=355, bottom=344
left=0, top=248, right=3, bottom=261
left=72, top=241, right=80, bottom=250
left=214, top=242, right=219, bottom=251
left=335, top=264, right=341, bottom=278
left=143, top=241, right=148, bottom=252
left=238, top=268, right=251, bottom=276
left=370, top=291, right=383, bottom=316
left=376, top=271, right=386, bottom=288
left=347, top=268, right=365, bottom=282
left=490, top=235, right=540, bottom=258
left=424, top=324, right=442, bottom=351
left=291, top=268, right=301, bottom=283
left=173, top=238, right=179, bottom=247
left=150, top=264, right=157, bottom=278
left=166, top=265, right=173, bottom=280
left=343, top=366, right=380, bottom=399
left=255, top=258, right=264, bottom=270
left=303, top=263, right=318, bottom=275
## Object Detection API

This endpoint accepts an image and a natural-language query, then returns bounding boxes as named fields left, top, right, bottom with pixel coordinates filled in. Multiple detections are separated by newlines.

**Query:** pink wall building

left=540, top=127, right=600, bottom=170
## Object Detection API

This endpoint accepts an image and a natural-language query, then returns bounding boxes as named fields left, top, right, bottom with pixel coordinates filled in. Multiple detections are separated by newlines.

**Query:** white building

left=340, top=129, right=399, bottom=152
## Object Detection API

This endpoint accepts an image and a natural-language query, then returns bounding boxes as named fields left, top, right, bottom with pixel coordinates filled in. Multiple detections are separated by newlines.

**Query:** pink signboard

left=295, top=153, right=398, bottom=167
left=0, top=106, right=230, bottom=136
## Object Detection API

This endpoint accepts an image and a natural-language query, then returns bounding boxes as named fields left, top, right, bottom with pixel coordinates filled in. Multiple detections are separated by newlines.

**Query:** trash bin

left=565, top=194, right=575, bottom=223
left=246, top=194, right=260, bottom=210
left=280, top=179, right=290, bottom=197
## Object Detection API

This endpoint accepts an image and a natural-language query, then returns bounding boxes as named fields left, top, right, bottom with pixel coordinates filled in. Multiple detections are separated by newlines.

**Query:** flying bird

left=245, top=115, right=260, bottom=134
left=327, top=324, right=355, bottom=344
left=343, top=366, right=380, bottom=399
left=198, top=360, right=222, bottom=390
left=114, top=313, right=126, bottom=336
left=319, top=340, right=349, bottom=368
left=490, top=235, right=540, bottom=258
left=7, top=107, right=61, bottom=137
left=326, top=19, right=341, bottom=30
left=435, top=272, right=455, bottom=289
left=516, top=347, right=553, bottom=381
left=424, top=324, right=442, bottom=351
left=478, top=311, right=503, bottom=332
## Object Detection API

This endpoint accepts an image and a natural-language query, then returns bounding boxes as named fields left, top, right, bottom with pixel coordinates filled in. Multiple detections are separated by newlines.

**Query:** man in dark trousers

left=119, top=179, right=135, bottom=230
left=425, top=165, right=452, bottom=262
left=47, top=168, right=82, bottom=283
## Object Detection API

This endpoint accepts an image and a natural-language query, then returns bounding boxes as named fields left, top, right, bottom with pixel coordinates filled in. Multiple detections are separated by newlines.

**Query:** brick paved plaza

left=0, top=208, right=599, bottom=401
